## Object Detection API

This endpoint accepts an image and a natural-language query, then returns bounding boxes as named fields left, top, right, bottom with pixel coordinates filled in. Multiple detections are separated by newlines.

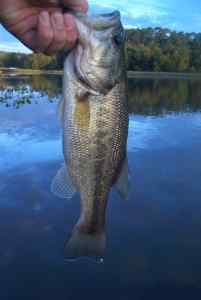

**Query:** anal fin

left=51, top=163, right=77, bottom=199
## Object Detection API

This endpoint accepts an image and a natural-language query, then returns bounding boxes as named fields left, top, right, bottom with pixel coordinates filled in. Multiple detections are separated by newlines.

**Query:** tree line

left=126, top=27, right=201, bottom=72
left=0, top=51, right=61, bottom=70
left=1, top=27, right=201, bottom=72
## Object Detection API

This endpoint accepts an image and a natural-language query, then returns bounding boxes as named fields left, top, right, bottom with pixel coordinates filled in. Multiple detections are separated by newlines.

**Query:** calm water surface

left=0, top=75, right=201, bottom=299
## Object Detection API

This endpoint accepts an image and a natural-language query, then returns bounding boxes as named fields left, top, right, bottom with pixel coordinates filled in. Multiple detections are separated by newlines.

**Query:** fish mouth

left=73, top=44, right=94, bottom=93
left=73, top=10, right=122, bottom=94
left=74, top=60, right=114, bottom=96
left=74, top=45, right=110, bottom=95
left=89, top=10, right=120, bottom=22
left=76, top=10, right=121, bottom=30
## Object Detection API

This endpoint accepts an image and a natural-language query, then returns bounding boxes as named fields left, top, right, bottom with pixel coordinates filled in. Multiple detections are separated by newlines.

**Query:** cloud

left=89, top=0, right=173, bottom=30
left=89, top=0, right=201, bottom=32
left=89, top=0, right=168, bottom=18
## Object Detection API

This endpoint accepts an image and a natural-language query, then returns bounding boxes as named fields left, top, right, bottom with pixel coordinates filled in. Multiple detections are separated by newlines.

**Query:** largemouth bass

left=51, top=11, right=129, bottom=260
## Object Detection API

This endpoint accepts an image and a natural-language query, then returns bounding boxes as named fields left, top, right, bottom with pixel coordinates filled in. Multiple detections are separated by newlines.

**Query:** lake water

left=1, top=75, right=201, bottom=299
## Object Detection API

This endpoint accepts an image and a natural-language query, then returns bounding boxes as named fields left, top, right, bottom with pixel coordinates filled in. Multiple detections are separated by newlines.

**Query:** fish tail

left=64, top=227, right=106, bottom=262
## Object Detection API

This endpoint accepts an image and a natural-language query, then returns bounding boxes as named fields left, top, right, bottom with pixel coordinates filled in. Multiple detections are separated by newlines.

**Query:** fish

left=51, top=10, right=129, bottom=261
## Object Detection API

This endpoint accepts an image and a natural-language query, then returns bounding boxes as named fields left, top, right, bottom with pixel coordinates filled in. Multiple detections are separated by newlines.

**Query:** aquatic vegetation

left=0, top=84, right=60, bottom=109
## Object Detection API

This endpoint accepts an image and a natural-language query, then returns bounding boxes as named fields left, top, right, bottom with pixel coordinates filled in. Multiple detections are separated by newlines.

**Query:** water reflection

left=129, top=113, right=201, bottom=152
left=0, top=75, right=61, bottom=109
left=1, top=75, right=201, bottom=114
left=128, top=78, right=201, bottom=115
left=0, top=75, right=61, bottom=97
left=1, top=75, right=201, bottom=297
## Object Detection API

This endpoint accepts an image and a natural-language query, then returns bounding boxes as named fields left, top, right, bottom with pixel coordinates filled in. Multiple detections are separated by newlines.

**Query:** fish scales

left=51, top=11, right=129, bottom=260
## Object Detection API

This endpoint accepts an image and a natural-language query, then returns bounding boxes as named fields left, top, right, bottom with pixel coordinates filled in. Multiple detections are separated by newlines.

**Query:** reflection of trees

left=31, top=75, right=62, bottom=96
left=0, top=75, right=61, bottom=96
left=1, top=75, right=201, bottom=114
left=0, top=76, right=29, bottom=89
left=188, top=81, right=201, bottom=111
left=128, top=78, right=201, bottom=115
left=0, top=75, right=61, bottom=109
left=31, top=75, right=61, bottom=96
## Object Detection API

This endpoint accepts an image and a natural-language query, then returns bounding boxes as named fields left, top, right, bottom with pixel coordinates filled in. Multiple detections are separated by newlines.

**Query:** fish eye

left=113, top=30, right=125, bottom=46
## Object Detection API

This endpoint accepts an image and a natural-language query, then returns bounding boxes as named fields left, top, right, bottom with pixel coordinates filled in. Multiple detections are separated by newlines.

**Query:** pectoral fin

left=51, top=163, right=77, bottom=199
left=114, top=157, right=130, bottom=200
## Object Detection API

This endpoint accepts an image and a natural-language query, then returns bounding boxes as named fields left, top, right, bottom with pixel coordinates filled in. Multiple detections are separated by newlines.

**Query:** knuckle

left=41, top=29, right=54, bottom=42
left=67, top=31, right=77, bottom=45
left=54, top=31, right=66, bottom=43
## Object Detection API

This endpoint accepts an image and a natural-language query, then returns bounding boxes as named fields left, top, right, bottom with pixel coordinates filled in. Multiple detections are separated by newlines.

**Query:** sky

left=0, top=0, right=201, bottom=53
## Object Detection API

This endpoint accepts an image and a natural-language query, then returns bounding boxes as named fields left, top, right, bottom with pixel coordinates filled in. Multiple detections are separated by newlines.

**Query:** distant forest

left=1, top=27, right=201, bottom=72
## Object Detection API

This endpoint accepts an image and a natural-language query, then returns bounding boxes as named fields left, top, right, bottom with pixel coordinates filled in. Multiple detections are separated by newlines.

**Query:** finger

left=44, top=12, right=67, bottom=54
left=63, top=14, right=78, bottom=49
left=4, top=9, right=38, bottom=36
left=20, top=29, right=37, bottom=50
left=62, top=0, right=88, bottom=13
left=8, top=15, right=37, bottom=38
left=36, top=11, right=54, bottom=52
left=46, top=12, right=77, bottom=54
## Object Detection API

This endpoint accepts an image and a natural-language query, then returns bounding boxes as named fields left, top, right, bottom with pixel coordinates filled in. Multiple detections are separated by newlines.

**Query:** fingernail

left=52, top=12, right=63, bottom=29
left=39, top=11, right=49, bottom=25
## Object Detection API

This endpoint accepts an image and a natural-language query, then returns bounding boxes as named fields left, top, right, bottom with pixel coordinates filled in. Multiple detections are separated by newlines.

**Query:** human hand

left=0, top=0, right=88, bottom=54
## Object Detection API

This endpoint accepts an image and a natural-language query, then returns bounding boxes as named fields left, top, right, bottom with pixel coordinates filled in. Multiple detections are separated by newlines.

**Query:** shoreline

left=127, top=71, right=201, bottom=79
left=1, top=68, right=201, bottom=79
left=0, top=68, right=63, bottom=76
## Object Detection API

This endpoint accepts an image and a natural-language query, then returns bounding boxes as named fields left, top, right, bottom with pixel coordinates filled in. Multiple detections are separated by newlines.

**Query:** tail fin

left=64, top=228, right=106, bottom=262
